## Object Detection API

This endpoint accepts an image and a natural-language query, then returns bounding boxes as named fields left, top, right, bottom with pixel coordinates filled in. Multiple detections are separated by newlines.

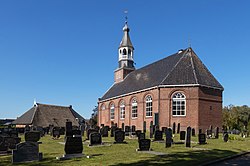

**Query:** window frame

left=172, top=92, right=186, bottom=117
left=110, top=103, right=115, bottom=120
left=120, top=101, right=125, bottom=119
left=145, top=95, right=153, bottom=117
left=131, top=98, right=138, bottom=119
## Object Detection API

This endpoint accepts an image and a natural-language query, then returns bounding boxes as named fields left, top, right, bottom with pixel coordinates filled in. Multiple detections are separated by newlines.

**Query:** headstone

left=125, top=126, right=130, bottom=136
left=161, top=127, right=167, bottom=134
left=131, top=125, right=136, bottom=135
left=135, top=130, right=142, bottom=137
left=138, top=133, right=145, bottom=142
left=173, top=122, right=176, bottom=134
left=180, top=131, right=186, bottom=140
left=65, top=121, right=73, bottom=137
left=114, top=130, right=125, bottom=143
left=12, top=142, right=41, bottom=163
left=186, top=127, right=191, bottom=147
left=143, top=121, right=146, bottom=133
left=87, top=129, right=98, bottom=140
left=138, top=139, right=151, bottom=151
left=198, top=133, right=207, bottom=144
left=52, top=127, right=60, bottom=139
left=215, top=127, right=219, bottom=139
left=25, top=131, right=41, bottom=142
left=165, top=128, right=172, bottom=148
left=192, top=128, right=195, bottom=136
left=150, top=125, right=154, bottom=138
left=199, top=129, right=202, bottom=134
left=89, top=132, right=102, bottom=146
left=80, top=125, right=85, bottom=136
left=177, top=123, right=180, bottom=134
left=101, top=126, right=109, bottom=137
left=5, top=137, right=17, bottom=149
left=36, top=126, right=45, bottom=137
left=0, top=136, right=8, bottom=151
left=121, top=123, right=125, bottom=131
left=154, top=130, right=163, bottom=141
left=210, top=125, right=213, bottom=132
left=206, top=129, right=212, bottom=138
left=110, top=126, right=117, bottom=137
left=155, top=125, right=159, bottom=131
left=64, top=136, right=83, bottom=154
left=223, top=132, right=229, bottom=142
left=59, top=127, right=65, bottom=135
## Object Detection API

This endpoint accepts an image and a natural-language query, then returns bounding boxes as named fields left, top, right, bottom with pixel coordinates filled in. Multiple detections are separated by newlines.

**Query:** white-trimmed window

left=110, top=103, right=115, bottom=120
left=172, top=92, right=186, bottom=116
left=101, top=104, right=105, bottom=111
left=131, top=99, right=138, bottom=118
left=120, top=101, right=125, bottom=119
left=146, top=95, right=153, bottom=117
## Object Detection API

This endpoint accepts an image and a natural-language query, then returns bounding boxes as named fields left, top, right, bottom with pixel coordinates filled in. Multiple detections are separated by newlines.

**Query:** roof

left=119, top=22, right=134, bottom=49
left=100, top=47, right=223, bottom=101
left=12, top=103, right=84, bottom=127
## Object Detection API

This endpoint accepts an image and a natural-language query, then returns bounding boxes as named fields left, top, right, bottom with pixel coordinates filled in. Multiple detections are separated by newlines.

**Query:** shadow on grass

left=111, top=149, right=237, bottom=166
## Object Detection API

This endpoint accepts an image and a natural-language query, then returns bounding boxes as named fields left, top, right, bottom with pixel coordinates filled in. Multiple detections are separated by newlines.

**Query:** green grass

left=0, top=133, right=249, bottom=166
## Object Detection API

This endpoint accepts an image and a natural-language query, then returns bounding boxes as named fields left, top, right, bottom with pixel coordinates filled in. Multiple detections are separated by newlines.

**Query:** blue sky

left=0, top=1, right=249, bottom=119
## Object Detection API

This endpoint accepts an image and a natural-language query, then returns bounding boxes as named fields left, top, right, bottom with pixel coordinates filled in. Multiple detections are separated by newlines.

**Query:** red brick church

left=98, top=21, right=223, bottom=132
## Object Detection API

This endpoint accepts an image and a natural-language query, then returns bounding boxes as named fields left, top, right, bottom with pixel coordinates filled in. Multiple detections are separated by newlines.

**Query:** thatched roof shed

left=12, top=103, right=84, bottom=127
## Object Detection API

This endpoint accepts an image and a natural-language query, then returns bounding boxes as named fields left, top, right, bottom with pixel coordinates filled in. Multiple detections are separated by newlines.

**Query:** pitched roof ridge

left=190, top=50, right=198, bottom=84
left=30, top=105, right=38, bottom=124
left=159, top=48, right=189, bottom=85
left=36, top=103, right=70, bottom=108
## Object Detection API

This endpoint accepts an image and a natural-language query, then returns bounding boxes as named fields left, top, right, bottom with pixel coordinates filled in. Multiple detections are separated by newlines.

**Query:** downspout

left=157, top=86, right=160, bottom=127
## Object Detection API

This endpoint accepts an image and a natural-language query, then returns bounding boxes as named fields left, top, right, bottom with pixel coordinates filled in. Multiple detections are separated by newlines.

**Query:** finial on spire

left=188, top=36, right=191, bottom=48
left=124, top=10, right=128, bottom=24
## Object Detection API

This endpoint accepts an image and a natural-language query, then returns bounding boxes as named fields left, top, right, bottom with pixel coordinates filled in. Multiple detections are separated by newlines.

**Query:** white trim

left=99, top=84, right=223, bottom=103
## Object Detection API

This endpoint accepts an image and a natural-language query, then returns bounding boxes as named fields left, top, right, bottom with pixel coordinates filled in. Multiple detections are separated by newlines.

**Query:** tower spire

left=114, top=15, right=135, bottom=83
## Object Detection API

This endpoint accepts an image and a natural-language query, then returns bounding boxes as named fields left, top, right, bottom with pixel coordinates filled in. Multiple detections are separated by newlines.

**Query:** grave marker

left=25, top=131, right=41, bottom=142
left=177, top=123, right=180, bottom=134
left=198, top=133, right=207, bottom=144
left=114, top=130, right=125, bottom=143
left=180, top=131, right=186, bottom=140
left=165, top=128, right=172, bottom=148
left=138, top=139, right=151, bottom=151
left=89, top=132, right=102, bottom=146
left=192, top=128, right=195, bottom=136
left=154, top=130, right=163, bottom=141
left=186, top=127, right=191, bottom=147
left=173, top=122, right=176, bottom=134
left=215, top=127, right=219, bottom=139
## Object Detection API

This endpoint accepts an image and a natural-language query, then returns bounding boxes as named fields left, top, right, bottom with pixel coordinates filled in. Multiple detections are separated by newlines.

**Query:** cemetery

left=0, top=123, right=249, bottom=166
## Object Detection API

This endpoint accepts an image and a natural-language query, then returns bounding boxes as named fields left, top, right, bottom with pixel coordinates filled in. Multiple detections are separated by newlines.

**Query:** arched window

left=128, top=49, right=131, bottom=58
left=131, top=98, right=137, bottom=118
left=123, top=48, right=127, bottom=55
left=145, top=95, right=153, bottom=117
left=110, top=103, right=115, bottom=120
left=172, top=92, right=186, bottom=116
left=101, top=104, right=105, bottom=111
left=120, top=101, right=125, bottom=119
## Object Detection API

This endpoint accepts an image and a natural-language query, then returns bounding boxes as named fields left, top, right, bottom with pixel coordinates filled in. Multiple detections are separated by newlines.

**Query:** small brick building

left=98, top=21, right=223, bottom=132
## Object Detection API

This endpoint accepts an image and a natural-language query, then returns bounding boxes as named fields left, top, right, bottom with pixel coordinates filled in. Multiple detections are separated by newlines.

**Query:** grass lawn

left=0, top=133, right=249, bottom=166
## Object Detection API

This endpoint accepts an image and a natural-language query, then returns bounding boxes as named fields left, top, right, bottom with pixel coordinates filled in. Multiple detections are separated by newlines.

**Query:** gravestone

left=162, top=127, right=167, bottom=134
left=143, top=121, right=146, bottom=133
left=59, top=127, right=65, bottom=135
left=65, top=121, right=73, bottom=137
left=180, top=131, right=186, bottom=140
left=64, top=136, right=83, bottom=154
left=25, top=131, right=41, bottom=142
left=52, top=127, right=60, bottom=139
left=101, top=126, right=109, bottom=137
left=110, top=126, right=117, bottom=137
left=5, top=137, right=17, bottom=149
left=173, top=122, right=176, bottom=134
left=177, top=123, right=180, bottom=134
left=138, top=139, right=151, bottom=151
left=155, top=125, right=159, bottom=131
left=122, top=123, right=125, bottom=131
left=87, top=129, right=98, bottom=140
left=198, top=133, right=207, bottom=144
left=154, top=130, right=163, bottom=141
left=165, top=128, right=172, bottom=148
left=135, top=130, right=142, bottom=137
left=223, top=132, right=229, bottom=142
left=150, top=125, right=154, bottom=138
left=80, top=125, right=85, bottom=136
left=215, top=127, right=219, bottom=139
left=186, top=127, right=191, bottom=147
left=12, top=142, right=41, bottom=163
left=131, top=125, right=136, bottom=136
left=36, top=126, right=45, bottom=137
left=0, top=136, right=8, bottom=152
left=138, top=133, right=145, bottom=142
left=125, top=126, right=130, bottom=136
left=210, top=125, right=213, bottom=132
left=192, top=128, right=195, bottom=136
left=199, top=129, right=202, bottom=134
left=89, top=132, right=102, bottom=146
left=114, top=130, right=125, bottom=143
left=206, top=129, right=212, bottom=138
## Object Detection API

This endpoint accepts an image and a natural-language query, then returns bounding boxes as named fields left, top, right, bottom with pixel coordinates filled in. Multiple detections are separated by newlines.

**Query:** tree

left=89, top=106, right=98, bottom=127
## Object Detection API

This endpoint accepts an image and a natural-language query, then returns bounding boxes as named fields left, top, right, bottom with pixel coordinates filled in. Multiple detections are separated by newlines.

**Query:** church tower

left=114, top=20, right=135, bottom=83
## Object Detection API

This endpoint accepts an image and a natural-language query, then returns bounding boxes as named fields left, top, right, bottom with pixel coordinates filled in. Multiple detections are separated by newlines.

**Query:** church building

left=98, top=21, right=223, bottom=132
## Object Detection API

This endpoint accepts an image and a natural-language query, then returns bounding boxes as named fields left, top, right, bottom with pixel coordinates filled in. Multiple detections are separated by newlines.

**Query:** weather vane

left=124, top=10, right=128, bottom=22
